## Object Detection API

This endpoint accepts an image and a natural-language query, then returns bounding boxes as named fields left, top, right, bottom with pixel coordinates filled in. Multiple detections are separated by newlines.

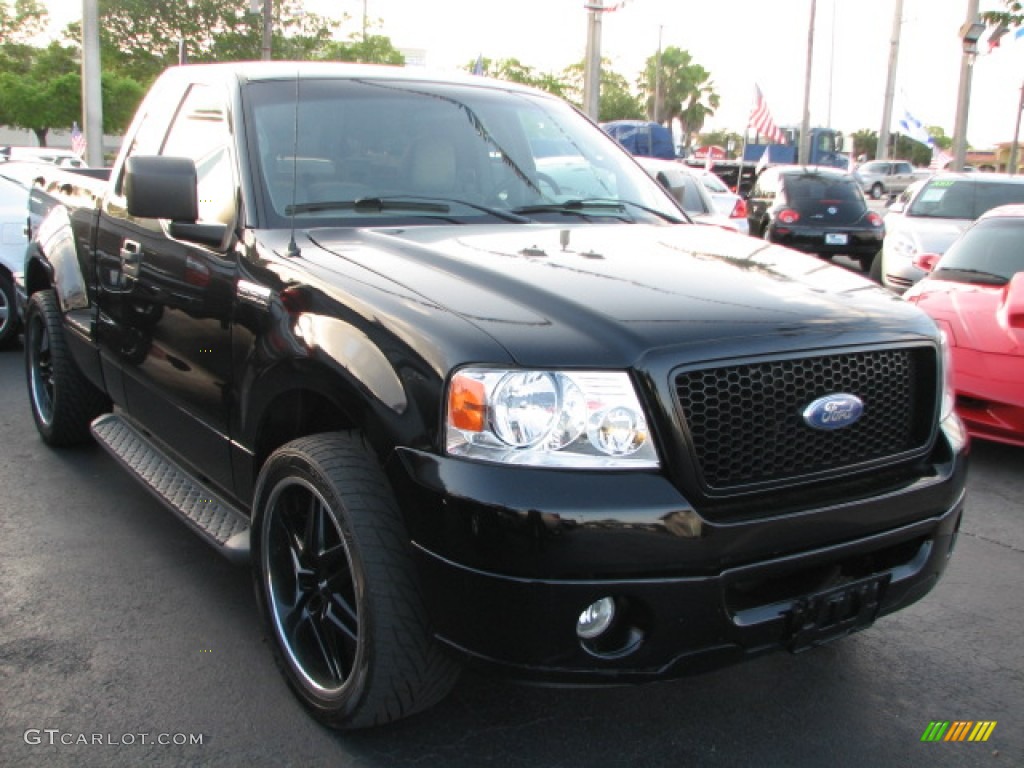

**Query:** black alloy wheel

left=253, top=432, right=459, bottom=729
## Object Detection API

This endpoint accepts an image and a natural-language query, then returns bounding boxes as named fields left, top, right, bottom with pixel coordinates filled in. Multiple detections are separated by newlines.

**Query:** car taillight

left=866, top=211, right=883, bottom=227
left=778, top=208, right=800, bottom=224
left=730, top=198, right=748, bottom=219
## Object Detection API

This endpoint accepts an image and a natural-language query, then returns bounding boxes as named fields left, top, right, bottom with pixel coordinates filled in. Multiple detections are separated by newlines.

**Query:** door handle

left=120, top=240, right=141, bottom=280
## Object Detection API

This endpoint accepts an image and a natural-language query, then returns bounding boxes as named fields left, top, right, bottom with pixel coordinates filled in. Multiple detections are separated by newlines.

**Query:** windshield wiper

left=932, top=267, right=1009, bottom=285
left=285, top=195, right=530, bottom=223
left=512, top=198, right=683, bottom=224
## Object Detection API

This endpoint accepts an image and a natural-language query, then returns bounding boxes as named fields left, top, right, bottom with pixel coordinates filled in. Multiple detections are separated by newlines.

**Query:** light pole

left=583, top=1, right=604, bottom=120
left=653, top=25, right=663, bottom=124
left=81, top=0, right=103, bottom=167
left=798, top=0, right=816, bottom=166
left=952, top=1, right=984, bottom=171
left=877, top=0, right=904, bottom=161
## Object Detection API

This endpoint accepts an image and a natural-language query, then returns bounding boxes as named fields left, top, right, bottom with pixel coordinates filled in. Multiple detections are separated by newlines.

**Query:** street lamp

left=959, top=20, right=986, bottom=54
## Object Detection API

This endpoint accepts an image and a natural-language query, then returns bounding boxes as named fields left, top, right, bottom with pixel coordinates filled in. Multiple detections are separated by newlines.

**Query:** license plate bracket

left=786, top=574, right=889, bottom=652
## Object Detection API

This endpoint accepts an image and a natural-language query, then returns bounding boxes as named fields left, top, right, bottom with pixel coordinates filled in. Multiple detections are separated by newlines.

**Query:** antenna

left=286, top=69, right=301, bottom=258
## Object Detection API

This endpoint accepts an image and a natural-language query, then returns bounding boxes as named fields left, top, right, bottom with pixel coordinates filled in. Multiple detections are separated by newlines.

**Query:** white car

left=1, top=146, right=88, bottom=168
left=874, top=173, right=1024, bottom=292
left=693, top=169, right=750, bottom=235
left=635, top=158, right=748, bottom=234
left=0, top=169, right=30, bottom=347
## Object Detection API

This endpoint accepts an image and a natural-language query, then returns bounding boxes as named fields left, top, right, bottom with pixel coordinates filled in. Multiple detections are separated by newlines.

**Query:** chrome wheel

left=26, top=305, right=55, bottom=427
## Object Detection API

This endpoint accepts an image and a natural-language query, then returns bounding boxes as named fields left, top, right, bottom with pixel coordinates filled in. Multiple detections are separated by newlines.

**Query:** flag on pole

left=983, top=20, right=1009, bottom=53
left=755, top=145, right=771, bottom=176
left=749, top=85, right=785, bottom=144
left=70, top=122, right=86, bottom=157
left=896, top=108, right=933, bottom=147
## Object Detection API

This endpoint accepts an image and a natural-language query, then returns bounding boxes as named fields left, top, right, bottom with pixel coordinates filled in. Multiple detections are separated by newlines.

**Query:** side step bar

left=91, top=413, right=250, bottom=564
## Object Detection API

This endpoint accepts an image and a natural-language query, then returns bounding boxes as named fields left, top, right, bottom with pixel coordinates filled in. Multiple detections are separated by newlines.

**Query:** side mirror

left=125, top=156, right=198, bottom=221
left=1003, top=273, right=1024, bottom=329
left=912, top=253, right=940, bottom=273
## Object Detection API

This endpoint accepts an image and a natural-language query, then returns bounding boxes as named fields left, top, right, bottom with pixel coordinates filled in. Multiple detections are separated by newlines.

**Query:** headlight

left=446, top=368, right=659, bottom=468
left=888, top=233, right=918, bottom=263
left=938, top=330, right=955, bottom=422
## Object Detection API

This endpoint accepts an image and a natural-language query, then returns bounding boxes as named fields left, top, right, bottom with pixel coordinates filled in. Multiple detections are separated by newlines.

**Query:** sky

left=45, top=0, right=1022, bottom=149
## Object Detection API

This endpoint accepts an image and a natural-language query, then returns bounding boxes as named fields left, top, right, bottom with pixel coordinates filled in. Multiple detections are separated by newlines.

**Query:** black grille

left=674, top=347, right=937, bottom=490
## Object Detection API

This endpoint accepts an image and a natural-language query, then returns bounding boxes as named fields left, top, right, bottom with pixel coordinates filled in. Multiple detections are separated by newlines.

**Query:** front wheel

left=870, top=182, right=883, bottom=200
left=24, top=289, right=110, bottom=445
left=252, top=432, right=459, bottom=729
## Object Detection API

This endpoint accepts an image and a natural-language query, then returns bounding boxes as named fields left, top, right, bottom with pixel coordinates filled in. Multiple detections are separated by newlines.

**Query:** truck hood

left=299, top=222, right=932, bottom=367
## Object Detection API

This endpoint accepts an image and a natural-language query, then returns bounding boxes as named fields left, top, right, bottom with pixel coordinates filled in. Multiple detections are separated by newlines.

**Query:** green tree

left=0, top=0, right=46, bottom=44
left=698, top=130, right=743, bottom=158
left=560, top=60, right=643, bottom=121
left=319, top=34, right=405, bottom=65
left=67, top=0, right=343, bottom=86
left=638, top=47, right=718, bottom=149
left=0, top=39, right=145, bottom=146
left=850, top=129, right=878, bottom=160
left=464, top=57, right=569, bottom=100
left=981, top=1, right=1023, bottom=28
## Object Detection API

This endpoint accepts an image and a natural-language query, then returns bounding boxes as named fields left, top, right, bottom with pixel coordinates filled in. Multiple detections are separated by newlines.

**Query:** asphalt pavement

left=0, top=342, right=1021, bottom=768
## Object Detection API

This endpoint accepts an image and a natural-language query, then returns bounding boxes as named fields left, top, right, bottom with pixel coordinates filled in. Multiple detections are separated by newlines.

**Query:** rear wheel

left=858, top=253, right=876, bottom=272
left=252, top=432, right=459, bottom=729
left=0, top=271, right=19, bottom=349
left=869, top=252, right=883, bottom=282
left=24, top=289, right=110, bottom=445
left=870, top=182, right=883, bottom=200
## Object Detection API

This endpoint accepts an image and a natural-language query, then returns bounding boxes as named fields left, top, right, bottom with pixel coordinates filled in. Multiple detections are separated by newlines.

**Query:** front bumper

left=391, top=428, right=968, bottom=684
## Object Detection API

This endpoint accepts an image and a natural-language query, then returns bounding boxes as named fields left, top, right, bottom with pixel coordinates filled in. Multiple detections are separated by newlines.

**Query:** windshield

left=908, top=179, right=1024, bottom=220
left=934, top=218, right=1024, bottom=284
left=784, top=175, right=864, bottom=206
left=244, top=77, right=682, bottom=227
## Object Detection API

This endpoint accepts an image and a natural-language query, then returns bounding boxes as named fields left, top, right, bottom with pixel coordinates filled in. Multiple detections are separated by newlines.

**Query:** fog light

left=576, top=597, right=616, bottom=639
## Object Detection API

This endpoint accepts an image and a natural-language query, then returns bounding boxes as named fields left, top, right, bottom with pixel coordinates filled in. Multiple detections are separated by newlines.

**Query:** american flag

left=749, top=85, right=785, bottom=144
left=70, top=122, right=86, bottom=157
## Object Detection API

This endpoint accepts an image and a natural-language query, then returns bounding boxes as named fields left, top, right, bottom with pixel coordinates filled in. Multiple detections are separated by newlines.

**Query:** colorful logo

left=920, top=721, right=997, bottom=742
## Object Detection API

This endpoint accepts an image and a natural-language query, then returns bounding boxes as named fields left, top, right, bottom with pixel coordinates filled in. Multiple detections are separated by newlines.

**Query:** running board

left=90, top=413, right=250, bottom=564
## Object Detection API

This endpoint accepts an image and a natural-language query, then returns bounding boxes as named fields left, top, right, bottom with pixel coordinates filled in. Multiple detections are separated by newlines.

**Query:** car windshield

left=907, top=179, right=1024, bottom=220
left=244, top=78, right=682, bottom=227
left=934, top=218, right=1024, bottom=284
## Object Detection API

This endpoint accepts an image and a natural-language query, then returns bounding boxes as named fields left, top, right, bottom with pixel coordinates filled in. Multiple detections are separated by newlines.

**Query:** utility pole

left=798, top=0, right=816, bottom=166
left=262, top=0, right=273, bottom=60
left=877, top=0, right=904, bottom=161
left=583, top=1, right=603, bottom=120
left=952, top=0, right=981, bottom=171
left=1009, top=82, right=1024, bottom=176
left=653, top=25, right=663, bottom=124
left=81, top=0, right=103, bottom=167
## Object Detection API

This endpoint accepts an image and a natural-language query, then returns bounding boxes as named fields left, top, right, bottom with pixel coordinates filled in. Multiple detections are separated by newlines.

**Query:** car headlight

left=887, top=233, right=918, bottom=264
left=446, top=368, right=659, bottom=468
left=938, top=329, right=955, bottom=422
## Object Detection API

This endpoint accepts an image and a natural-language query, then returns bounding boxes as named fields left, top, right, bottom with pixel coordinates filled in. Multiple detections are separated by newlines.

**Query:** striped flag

left=70, top=122, right=86, bottom=157
left=749, top=85, right=785, bottom=144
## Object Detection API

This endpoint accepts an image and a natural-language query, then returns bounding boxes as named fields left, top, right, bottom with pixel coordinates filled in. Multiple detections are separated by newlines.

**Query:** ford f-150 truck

left=21, top=62, right=968, bottom=729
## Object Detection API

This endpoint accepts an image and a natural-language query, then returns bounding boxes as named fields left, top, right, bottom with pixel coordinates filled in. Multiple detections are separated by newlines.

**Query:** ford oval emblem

left=802, top=394, right=864, bottom=431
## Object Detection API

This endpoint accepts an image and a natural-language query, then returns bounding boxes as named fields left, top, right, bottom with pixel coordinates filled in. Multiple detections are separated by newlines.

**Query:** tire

left=252, top=432, right=460, bottom=729
left=858, top=253, right=875, bottom=272
left=869, top=251, right=883, bottom=282
left=0, top=271, right=20, bottom=349
left=24, top=289, right=111, bottom=446
left=761, top=223, right=772, bottom=242
left=870, top=183, right=883, bottom=200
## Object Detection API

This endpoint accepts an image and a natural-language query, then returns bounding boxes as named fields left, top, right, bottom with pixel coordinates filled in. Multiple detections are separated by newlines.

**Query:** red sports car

left=904, top=204, right=1024, bottom=447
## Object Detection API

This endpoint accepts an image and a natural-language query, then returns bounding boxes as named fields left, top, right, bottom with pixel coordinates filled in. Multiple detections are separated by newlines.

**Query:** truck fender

left=28, top=205, right=90, bottom=313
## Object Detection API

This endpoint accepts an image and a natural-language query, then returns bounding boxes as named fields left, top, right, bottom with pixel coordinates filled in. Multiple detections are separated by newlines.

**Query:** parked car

left=0, top=169, right=30, bottom=347
left=694, top=169, right=750, bottom=235
left=1, top=146, right=88, bottom=168
left=873, top=173, right=1024, bottom=293
left=903, top=205, right=1024, bottom=447
left=635, top=157, right=748, bottom=233
left=746, top=165, right=884, bottom=270
left=854, top=160, right=917, bottom=199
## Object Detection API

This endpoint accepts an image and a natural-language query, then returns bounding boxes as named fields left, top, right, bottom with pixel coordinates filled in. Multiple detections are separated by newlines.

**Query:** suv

left=855, top=160, right=916, bottom=200
left=874, top=172, right=1024, bottom=292
left=747, top=165, right=884, bottom=270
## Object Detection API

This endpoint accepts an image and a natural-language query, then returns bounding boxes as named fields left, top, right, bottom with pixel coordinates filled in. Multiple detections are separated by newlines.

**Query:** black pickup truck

left=21, top=62, right=968, bottom=729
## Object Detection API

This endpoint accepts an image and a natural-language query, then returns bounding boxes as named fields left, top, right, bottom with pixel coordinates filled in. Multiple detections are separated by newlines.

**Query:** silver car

left=873, top=173, right=1024, bottom=292
left=636, top=158, right=749, bottom=234
left=854, top=160, right=917, bottom=200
